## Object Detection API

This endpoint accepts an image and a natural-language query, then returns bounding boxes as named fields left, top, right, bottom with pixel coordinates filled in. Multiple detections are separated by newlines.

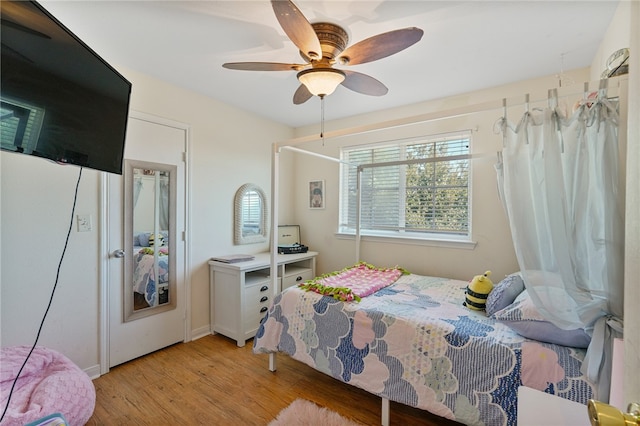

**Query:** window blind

left=340, top=132, right=471, bottom=238
left=0, top=99, right=44, bottom=153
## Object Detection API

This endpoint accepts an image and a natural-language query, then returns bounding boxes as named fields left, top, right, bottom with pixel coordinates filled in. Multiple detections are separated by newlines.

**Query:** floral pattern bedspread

left=253, top=274, right=594, bottom=426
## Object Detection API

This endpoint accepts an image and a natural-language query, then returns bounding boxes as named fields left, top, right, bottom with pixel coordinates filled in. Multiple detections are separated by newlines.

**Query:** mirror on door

left=124, top=160, right=177, bottom=322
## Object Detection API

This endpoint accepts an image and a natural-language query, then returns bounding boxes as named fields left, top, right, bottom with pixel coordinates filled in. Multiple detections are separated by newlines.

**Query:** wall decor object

left=309, top=180, right=325, bottom=209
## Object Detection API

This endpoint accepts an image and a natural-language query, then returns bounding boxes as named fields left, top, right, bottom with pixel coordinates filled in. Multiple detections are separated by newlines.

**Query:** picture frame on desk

left=309, top=180, right=324, bottom=209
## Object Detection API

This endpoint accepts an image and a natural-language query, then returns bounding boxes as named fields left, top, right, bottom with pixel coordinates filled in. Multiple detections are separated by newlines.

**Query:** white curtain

left=133, top=175, right=143, bottom=207
left=159, top=178, right=169, bottom=231
left=496, top=85, right=624, bottom=399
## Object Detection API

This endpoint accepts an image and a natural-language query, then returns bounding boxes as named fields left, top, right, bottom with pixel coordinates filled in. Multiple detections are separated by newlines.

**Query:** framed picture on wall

left=309, top=180, right=324, bottom=209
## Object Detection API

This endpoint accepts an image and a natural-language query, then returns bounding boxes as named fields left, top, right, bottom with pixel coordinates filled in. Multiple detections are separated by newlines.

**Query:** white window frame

left=338, top=132, right=474, bottom=247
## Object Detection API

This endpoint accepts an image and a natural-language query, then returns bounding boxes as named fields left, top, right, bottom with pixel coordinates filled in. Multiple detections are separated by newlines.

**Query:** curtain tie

left=582, top=315, right=623, bottom=400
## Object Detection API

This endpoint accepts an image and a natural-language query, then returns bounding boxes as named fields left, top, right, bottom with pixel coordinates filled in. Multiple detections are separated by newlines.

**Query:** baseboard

left=84, top=364, right=101, bottom=380
left=190, top=325, right=212, bottom=341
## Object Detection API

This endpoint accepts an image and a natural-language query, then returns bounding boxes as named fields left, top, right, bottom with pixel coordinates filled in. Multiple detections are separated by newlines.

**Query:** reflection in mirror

left=124, top=160, right=177, bottom=322
left=234, top=183, right=268, bottom=245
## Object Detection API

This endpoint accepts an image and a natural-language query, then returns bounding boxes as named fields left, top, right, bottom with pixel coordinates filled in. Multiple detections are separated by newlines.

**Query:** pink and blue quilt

left=253, top=273, right=594, bottom=426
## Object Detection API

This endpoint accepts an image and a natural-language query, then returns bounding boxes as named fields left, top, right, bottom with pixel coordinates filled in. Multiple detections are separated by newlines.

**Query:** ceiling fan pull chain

left=320, top=95, right=325, bottom=144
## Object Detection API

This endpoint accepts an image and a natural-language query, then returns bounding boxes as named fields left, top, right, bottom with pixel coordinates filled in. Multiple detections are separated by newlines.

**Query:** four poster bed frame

left=258, top=78, right=627, bottom=426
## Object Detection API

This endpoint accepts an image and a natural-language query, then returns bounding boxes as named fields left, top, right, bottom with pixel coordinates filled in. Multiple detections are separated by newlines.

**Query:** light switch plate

left=77, top=214, right=92, bottom=232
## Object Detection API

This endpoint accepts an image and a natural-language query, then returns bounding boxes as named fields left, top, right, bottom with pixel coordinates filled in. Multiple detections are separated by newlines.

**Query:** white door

left=106, top=112, right=188, bottom=368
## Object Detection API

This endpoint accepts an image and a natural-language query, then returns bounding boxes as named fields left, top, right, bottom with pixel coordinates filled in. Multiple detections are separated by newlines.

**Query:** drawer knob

left=260, top=306, right=268, bottom=313
left=260, top=285, right=269, bottom=292
left=260, top=296, right=268, bottom=303
left=296, top=276, right=303, bottom=281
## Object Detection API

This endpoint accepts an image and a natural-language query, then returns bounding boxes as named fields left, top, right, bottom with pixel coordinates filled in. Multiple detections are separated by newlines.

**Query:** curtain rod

left=280, top=146, right=352, bottom=165
left=276, top=75, right=627, bottom=147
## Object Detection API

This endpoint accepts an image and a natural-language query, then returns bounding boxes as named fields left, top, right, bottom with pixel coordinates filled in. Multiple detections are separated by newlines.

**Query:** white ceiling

left=38, top=0, right=620, bottom=128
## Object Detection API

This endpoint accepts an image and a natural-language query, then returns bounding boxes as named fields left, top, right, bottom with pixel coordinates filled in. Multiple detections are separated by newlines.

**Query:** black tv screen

left=1, top=0, right=132, bottom=175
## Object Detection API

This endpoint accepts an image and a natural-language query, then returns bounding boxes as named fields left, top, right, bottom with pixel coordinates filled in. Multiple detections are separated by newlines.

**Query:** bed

left=132, top=232, right=169, bottom=306
left=253, top=264, right=595, bottom=426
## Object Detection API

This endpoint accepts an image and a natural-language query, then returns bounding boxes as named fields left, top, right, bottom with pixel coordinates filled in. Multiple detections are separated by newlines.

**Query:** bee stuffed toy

left=463, top=270, right=493, bottom=311
left=148, top=233, right=164, bottom=247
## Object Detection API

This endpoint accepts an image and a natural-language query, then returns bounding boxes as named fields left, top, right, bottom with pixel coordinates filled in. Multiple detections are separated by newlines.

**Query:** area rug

left=268, top=399, right=362, bottom=426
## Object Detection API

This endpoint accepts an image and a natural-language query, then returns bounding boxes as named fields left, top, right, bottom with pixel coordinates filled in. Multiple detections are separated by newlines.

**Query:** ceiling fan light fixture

left=297, top=68, right=346, bottom=97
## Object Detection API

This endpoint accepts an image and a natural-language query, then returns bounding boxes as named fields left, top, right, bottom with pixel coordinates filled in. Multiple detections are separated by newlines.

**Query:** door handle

left=112, top=249, right=125, bottom=258
left=588, top=400, right=640, bottom=426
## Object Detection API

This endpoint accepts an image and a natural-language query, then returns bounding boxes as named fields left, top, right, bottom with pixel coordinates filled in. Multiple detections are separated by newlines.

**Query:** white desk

left=517, top=386, right=590, bottom=426
left=208, top=251, right=317, bottom=346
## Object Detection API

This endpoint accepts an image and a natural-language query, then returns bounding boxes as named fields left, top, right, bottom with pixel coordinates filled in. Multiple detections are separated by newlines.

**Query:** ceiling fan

left=222, top=0, right=424, bottom=105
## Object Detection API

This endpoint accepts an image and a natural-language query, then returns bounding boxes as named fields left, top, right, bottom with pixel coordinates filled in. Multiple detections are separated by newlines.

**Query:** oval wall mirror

left=234, top=183, right=268, bottom=245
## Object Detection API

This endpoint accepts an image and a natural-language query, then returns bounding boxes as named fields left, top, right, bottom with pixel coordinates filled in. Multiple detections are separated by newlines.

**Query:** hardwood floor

left=87, top=334, right=462, bottom=425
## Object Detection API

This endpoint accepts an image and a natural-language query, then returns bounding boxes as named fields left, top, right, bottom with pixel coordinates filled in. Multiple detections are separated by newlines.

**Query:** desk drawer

left=245, top=281, right=272, bottom=328
left=282, top=268, right=314, bottom=290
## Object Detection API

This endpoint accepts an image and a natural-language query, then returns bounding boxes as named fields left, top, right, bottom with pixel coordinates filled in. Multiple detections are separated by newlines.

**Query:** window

left=242, top=189, right=264, bottom=235
left=0, top=98, right=45, bottom=154
left=339, top=131, right=471, bottom=241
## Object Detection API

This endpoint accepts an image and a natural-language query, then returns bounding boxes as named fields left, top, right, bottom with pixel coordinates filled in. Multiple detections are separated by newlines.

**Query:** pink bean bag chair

left=0, top=346, right=95, bottom=425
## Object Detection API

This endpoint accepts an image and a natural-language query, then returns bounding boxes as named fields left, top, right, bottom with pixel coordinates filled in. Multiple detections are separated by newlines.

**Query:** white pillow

left=486, top=273, right=525, bottom=316
left=491, top=290, right=591, bottom=348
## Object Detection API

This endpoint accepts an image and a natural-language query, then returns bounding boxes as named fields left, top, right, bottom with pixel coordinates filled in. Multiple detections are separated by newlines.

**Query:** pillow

left=486, top=273, right=525, bottom=316
left=491, top=290, right=591, bottom=348
left=137, top=232, right=151, bottom=247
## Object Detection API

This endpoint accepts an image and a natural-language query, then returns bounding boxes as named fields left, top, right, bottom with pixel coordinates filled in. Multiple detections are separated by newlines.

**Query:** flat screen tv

left=1, top=0, right=132, bottom=175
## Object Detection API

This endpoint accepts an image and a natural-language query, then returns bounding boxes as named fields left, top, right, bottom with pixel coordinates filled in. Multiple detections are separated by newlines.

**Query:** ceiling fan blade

left=338, top=27, right=424, bottom=65
left=1, top=18, right=51, bottom=39
left=341, top=70, right=388, bottom=96
left=293, top=84, right=313, bottom=104
left=271, top=0, right=322, bottom=60
left=222, top=62, right=306, bottom=71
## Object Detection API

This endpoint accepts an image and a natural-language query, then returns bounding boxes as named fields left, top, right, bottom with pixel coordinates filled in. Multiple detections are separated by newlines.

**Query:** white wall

left=0, top=66, right=293, bottom=372
left=0, top=157, right=103, bottom=370
left=285, top=68, right=590, bottom=282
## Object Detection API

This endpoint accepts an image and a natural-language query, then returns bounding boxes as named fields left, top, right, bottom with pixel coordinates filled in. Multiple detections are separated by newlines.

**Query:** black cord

left=0, top=167, right=83, bottom=422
